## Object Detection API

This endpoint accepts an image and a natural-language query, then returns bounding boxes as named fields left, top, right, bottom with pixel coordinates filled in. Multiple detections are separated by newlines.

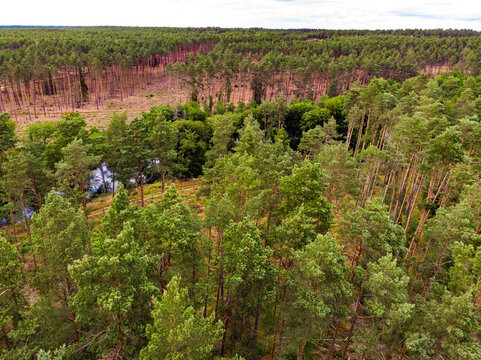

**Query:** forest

left=1, top=27, right=481, bottom=360
left=1, top=27, right=481, bottom=123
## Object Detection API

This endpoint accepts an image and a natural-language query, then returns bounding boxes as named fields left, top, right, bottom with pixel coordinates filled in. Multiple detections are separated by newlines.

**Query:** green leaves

left=54, top=138, right=101, bottom=206
left=69, top=222, right=159, bottom=358
left=138, top=184, right=202, bottom=286
left=406, top=290, right=481, bottom=359
left=279, top=160, right=333, bottom=234
left=364, top=254, right=413, bottom=325
left=281, top=233, right=351, bottom=351
left=0, top=236, right=26, bottom=352
left=101, top=183, right=137, bottom=238
left=341, top=198, right=406, bottom=267
left=140, top=276, right=223, bottom=360
left=31, top=191, right=89, bottom=294
left=0, top=112, right=16, bottom=155
left=223, top=218, right=276, bottom=317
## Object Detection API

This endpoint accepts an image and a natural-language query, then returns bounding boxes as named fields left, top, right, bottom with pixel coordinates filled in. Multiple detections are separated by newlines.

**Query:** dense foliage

left=2, top=53, right=481, bottom=359
left=1, top=27, right=481, bottom=122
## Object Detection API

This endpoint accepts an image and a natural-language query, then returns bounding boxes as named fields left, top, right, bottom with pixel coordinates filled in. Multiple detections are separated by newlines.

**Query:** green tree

left=279, top=160, right=333, bottom=234
left=69, top=222, right=159, bottom=358
left=341, top=198, right=406, bottom=268
left=55, top=139, right=101, bottom=208
left=280, top=234, right=351, bottom=359
left=31, top=191, right=89, bottom=294
left=355, top=254, right=414, bottom=358
left=300, top=107, right=331, bottom=132
left=104, top=112, right=129, bottom=195
left=122, top=117, right=151, bottom=207
left=221, top=218, right=276, bottom=358
left=0, top=236, right=27, bottom=353
left=138, top=184, right=202, bottom=289
left=140, top=276, right=224, bottom=360
left=205, top=113, right=236, bottom=166
left=1, top=150, right=35, bottom=256
left=149, top=119, right=179, bottom=192
left=0, top=112, right=17, bottom=155
left=100, top=183, right=138, bottom=238
left=406, top=290, right=481, bottom=359
left=314, top=144, right=361, bottom=209
left=44, top=112, right=89, bottom=168
left=28, top=191, right=89, bottom=349
left=172, top=119, right=213, bottom=178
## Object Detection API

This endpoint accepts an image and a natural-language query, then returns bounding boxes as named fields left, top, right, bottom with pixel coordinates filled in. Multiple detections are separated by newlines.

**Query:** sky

left=2, top=0, right=481, bottom=30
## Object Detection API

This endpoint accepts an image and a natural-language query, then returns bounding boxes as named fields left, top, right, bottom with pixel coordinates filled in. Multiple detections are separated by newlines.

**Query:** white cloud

left=2, top=0, right=481, bottom=30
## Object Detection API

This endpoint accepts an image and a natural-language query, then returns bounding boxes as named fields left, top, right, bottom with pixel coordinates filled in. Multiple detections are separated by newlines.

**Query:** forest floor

left=87, top=178, right=203, bottom=220
left=12, top=76, right=255, bottom=134
left=13, top=76, right=191, bottom=133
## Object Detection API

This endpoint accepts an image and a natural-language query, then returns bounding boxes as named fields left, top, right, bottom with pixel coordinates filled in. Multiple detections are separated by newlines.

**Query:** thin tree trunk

left=20, top=194, right=37, bottom=273
left=341, top=283, right=364, bottom=360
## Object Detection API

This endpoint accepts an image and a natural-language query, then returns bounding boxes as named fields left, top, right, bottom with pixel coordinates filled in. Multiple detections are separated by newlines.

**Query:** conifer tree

left=140, top=276, right=224, bottom=360
left=69, top=223, right=159, bottom=358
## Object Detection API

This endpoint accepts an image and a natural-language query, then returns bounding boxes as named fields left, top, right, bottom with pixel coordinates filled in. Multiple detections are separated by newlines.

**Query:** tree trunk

left=327, top=320, right=340, bottom=360
left=161, top=171, right=166, bottom=193
left=297, top=339, right=307, bottom=360
left=7, top=196, right=22, bottom=261
left=139, top=168, right=144, bottom=207
left=341, top=283, right=364, bottom=360
left=20, top=194, right=37, bottom=273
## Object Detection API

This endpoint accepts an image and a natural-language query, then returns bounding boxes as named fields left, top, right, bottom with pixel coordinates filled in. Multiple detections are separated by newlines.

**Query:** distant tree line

left=1, top=27, right=481, bottom=121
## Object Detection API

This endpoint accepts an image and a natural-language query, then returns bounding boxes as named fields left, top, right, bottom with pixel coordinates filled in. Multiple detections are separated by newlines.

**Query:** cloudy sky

left=3, top=0, right=481, bottom=30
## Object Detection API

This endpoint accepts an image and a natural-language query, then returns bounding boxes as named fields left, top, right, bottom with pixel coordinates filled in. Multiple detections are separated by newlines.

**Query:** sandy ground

left=12, top=76, right=191, bottom=133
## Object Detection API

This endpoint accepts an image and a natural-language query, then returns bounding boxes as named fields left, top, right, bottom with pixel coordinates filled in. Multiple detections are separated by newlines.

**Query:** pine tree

left=140, top=276, right=224, bottom=360
left=280, top=233, right=351, bottom=359
left=55, top=138, right=101, bottom=208
left=0, top=236, right=27, bottom=353
left=138, top=184, right=202, bottom=289
left=69, top=222, right=159, bottom=358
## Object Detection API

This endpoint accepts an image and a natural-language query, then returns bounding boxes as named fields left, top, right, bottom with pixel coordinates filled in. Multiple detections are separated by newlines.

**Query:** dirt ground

left=12, top=76, right=191, bottom=133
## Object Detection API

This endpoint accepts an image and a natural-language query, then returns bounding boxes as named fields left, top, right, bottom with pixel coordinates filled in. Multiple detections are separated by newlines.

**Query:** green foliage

left=221, top=219, right=276, bottom=358
left=0, top=236, right=26, bottom=352
left=356, top=255, right=414, bottom=357
left=100, top=183, right=137, bottom=238
left=341, top=198, right=406, bottom=267
left=140, top=276, right=223, bottom=360
left=55, top=139, right=101, bottom=206
left=0, top=113, right=17, bottom=155
left=104, top=112, right=129, bottom=186
left=123, top=117, right=151, bottom=186
left=300, top=107, right=331, bottom=132
left=279, top=160, right=333, bottom=233
left=3, top=49, right=481, bottom=359
left=69, top=222, right=159, bottom=358
left=314, top=144, right=361, bottom=207
left=138, top=184, right=202, bottom=287
left=280, top=233, right=351, bottom=355
left=223, top=219, right=276, bottom=318
left=236, top=114, right=263, bottom=155
left=36, top=345, right=66, bottom=360
left=44, top=113, right=88, bottom=168
left=27, top=191, right=89, bottom=353
left=148, top=117, right=180, bottom=190
left=172, top=119, right=212, bottom=177
left=205, top=113, right=236, bottom=166
left=31, top=191, right=89, bottom=295
left=26, top=122, right=56, bottom=144
left=406, top=290, right=481, bottom=359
